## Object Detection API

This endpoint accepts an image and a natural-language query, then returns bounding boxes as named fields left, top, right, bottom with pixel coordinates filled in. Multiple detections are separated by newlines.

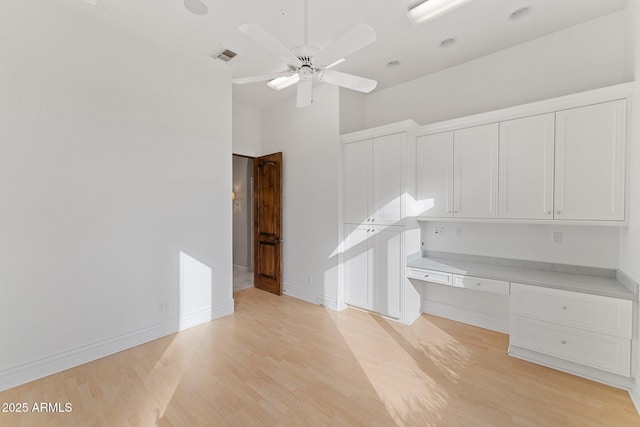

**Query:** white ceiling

left=56, top=0, right=628, bottom=109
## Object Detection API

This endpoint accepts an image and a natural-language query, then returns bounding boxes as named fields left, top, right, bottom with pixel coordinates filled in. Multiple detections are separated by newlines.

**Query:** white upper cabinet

left=554, top=100, right=626, bottom=221
left=416, top=132, right=454, bottom=218
left=344, top=133, right=404, bottom=224
left=499, top=114, right=555, bottom=219
left=454, top=124, right=499, bottom=218
left=372, top=133, right=404, bottom=224
left=344, top=140, right=371, bottom=224
left=417, top=124, right=499, bottom=219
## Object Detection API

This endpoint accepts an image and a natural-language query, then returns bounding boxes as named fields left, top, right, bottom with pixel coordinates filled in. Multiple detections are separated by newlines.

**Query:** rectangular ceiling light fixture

left=408, top=0, right=473, bottom=24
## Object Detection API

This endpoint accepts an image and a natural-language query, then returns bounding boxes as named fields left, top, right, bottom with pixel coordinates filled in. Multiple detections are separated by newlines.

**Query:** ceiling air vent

left=211, top=48, right=238, bottom=63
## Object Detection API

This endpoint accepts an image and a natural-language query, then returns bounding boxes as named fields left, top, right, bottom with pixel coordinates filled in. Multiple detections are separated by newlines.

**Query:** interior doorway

left=232, top=154, right=255, bottom=291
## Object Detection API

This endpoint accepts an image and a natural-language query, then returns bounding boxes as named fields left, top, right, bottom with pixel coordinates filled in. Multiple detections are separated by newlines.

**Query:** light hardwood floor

left=1, top=288, right=638, bottom=426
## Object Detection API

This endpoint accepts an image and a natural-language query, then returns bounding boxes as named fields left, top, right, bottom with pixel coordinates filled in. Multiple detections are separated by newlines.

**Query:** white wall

left=620, top=0, right=640, bottom=410
left=366, top=11, right=627, bottom=128
left=620, top=1, right=640, bottom=284
left=422, top=222, right=619, bottom=268
left=232, top=102, right=262, bottom=156
left=339, top=89, right=367, bottom=135
left=0, top=0, right=233, bottom=390
left=261, top=85, right=342, bottom=307
left=233, top=156, right=253, bottom=268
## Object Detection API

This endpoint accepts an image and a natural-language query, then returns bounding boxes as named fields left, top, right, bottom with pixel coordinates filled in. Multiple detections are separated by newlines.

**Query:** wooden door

left=499, top=114, right=555, bottom=219
left=454, top=124, right=499, bottom=218
left=253, top=152, right=283, bottom=295
left=554, top=100, right=626, bottom=221
left=416, top=132, right=454, bottom=217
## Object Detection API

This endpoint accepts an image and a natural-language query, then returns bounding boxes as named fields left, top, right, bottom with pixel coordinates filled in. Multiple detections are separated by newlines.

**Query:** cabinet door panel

left=416, top=132, right=454, bottom=217
left=343, top=225, right=373, bottom=310
left=372, top=134, right=403, bottom=223
left=373, top=227, right=402, bottom=319
left=454, top=124, right=499, bottom=218
left=344, top=140, right=372, bottom=223
left=554, top=100, right=626, bottom=220
left=499, top=114, right=555, bottom=219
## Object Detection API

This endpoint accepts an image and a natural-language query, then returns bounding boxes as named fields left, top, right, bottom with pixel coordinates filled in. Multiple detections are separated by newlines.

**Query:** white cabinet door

left=499, top=114, right=555, bottom=219
left=454, top=124, right=499, bottom=218
left=373, top=227, right=402, bottom=319
left=344, top=140, right=371, bottom=223
left=416, top=132, right=454, bottom=217
left=343, top=224, right=373, bottom=310
left=554, top=100, right=626, bottom=220
left=372, top=134, right=404, bottom=224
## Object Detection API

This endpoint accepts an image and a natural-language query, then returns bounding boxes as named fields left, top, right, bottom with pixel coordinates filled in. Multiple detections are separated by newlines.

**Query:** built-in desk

left=406, top=253, right=637, bottom=389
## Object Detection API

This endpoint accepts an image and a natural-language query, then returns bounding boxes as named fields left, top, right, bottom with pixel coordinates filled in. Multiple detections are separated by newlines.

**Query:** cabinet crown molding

left=341, top=120, right=420, bottom=143
left=417, top=82, right=634, bottom=136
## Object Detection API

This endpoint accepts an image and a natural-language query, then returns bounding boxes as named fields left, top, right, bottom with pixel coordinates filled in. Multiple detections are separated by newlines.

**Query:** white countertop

left=407, top=256, right=635, bottom=300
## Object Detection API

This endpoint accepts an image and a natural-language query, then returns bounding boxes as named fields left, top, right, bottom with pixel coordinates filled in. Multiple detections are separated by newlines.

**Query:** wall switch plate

left=455, top=227, right=462, bottom=238
left=552, top=232, right=563, bottom=244
left=433, top=227, right=444, bottom=236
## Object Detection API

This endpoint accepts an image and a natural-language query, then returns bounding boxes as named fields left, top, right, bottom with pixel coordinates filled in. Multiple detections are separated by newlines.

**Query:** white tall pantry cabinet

left=341, top=121, right=421, bottom=324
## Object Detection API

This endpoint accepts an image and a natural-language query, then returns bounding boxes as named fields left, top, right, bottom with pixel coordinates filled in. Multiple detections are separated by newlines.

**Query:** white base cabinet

left=343, top=224, right=403, bottom=319
left=509, top=283, right=632, bottom=385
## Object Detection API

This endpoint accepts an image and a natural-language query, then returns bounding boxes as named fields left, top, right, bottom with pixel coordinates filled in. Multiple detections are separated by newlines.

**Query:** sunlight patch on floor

left=330, top=311, right=472, bottom=426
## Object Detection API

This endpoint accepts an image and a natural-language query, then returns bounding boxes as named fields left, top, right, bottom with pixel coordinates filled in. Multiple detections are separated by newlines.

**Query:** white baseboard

left=630, top=379, right=640, bottom=415
left=422, top=299, right=509, bottom=334
left=282, top=282, right=338, bottom=311
left=233, top=264, right=249, bottom=272
left=0, top=300, right=234, bottom=393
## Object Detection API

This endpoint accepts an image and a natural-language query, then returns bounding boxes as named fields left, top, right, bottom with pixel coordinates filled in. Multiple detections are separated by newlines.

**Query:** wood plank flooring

left=0, top=287, right=638, bottom=426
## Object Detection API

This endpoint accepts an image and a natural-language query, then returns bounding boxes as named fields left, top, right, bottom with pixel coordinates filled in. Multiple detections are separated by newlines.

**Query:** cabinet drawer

left=406, top=268, right=452, bottom=285
left=510, top=283, right=632, bottom=339
left=510, top=316, right=631, bottom=376
left=453, top=274, right=509, bottom=295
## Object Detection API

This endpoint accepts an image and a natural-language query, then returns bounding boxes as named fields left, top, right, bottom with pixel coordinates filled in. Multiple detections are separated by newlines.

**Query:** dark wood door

left=253, top=152, right=283, bottom=295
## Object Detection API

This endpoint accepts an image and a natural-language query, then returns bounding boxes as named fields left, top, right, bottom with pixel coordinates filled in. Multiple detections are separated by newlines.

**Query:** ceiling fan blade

left=232, top=71, right=293, bottom=85
left=318, top=69, right=377, bottom=93
left=238, top=24, right=301, bottom=66
left=315, top=23, right=376, bottom=67
left=296, top=79, right=313, bottom=108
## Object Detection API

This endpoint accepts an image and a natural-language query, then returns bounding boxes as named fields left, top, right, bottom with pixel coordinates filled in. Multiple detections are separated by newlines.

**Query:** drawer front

left=510, top=283, right=632, bottom=339
left=510, top=316, right=631, bottom=376
left=406, top=268, right=452, bottom=286
left=453, top=274, right=509, bottom=295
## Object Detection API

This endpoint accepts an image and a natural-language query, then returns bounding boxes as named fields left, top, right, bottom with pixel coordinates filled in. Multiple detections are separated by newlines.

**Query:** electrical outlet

left=455, top=227, right=462, bottom=238
left=158, top=301, right=168, bottom=312
left=433, top=227, right=444, bottom=236
left=552, top=232, right=563, bottom=244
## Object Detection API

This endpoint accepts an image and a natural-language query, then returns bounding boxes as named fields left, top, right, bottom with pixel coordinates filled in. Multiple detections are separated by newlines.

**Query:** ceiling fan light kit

left=408, top=0, right=473, bottom=24
left=232, top=0, right=378, bottom=107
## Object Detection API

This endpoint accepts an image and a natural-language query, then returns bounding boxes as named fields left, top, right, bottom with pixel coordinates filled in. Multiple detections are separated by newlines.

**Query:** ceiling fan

left=232, top=0, right=378, bottom=107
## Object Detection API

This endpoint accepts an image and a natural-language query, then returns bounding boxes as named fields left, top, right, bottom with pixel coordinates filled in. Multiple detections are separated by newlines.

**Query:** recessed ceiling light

left=279, top=9, right=288, bottom=16
left=510, top=6, right=532, bottom=20
left=440, top=37, right=457, bottom=48
left=387, top=60, right=401, bottom=69
left=184, top=0, right=208, bottom=16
